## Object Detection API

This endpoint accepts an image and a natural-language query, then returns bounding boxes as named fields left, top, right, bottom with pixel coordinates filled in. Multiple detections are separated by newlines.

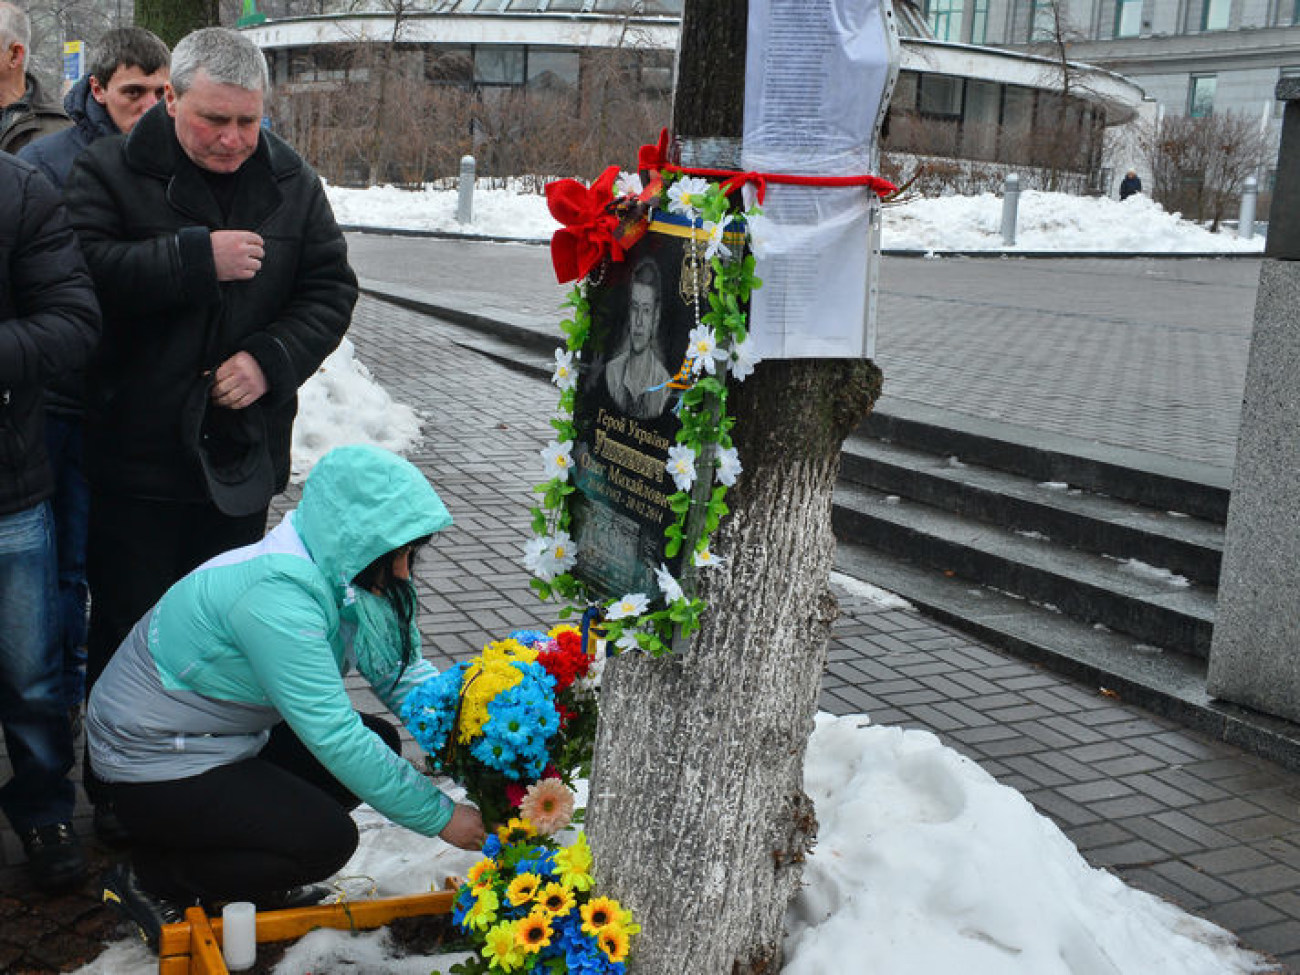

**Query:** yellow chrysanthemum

left=482, top=920, right=525, bottom=971
left=514, top=910, right=553, bottom=953
left=496, top=817, right=537, bottom=843
left=598, top=923, right=631, bottom=963
left=466, top=858, right=496, bottom=891
left=580, top=896, right=620, bottom=936
left=554, top=833, right=594, bottom=892
left=506, top=872, right=541, bottom=907
left=464, top=887, right=500, bottom=932
left=537, top=882, right=576, bottom=917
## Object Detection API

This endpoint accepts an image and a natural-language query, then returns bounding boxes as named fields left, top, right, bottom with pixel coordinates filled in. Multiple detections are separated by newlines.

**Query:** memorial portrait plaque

left=569, top=217, right=707, bottom=603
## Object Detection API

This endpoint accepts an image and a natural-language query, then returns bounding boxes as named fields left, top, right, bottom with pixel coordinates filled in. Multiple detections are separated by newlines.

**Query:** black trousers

left=85, top=491, right=268, bottom=694
left=104, top=715, right=402, bottom=904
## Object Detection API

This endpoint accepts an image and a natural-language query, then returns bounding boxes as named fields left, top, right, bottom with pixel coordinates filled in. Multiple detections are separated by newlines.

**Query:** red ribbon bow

left=545, top=164, right=623, bottom=284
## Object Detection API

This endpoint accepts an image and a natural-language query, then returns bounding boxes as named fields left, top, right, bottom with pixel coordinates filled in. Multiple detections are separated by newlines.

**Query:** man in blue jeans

left=0, top=150, right=100, bottom=891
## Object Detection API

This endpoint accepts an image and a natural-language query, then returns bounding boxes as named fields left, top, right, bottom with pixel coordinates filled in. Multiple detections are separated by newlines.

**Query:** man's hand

left=211, top=351, right=268, bottom=409
left=211, top=230, right=265, bottom=282
left=439, top=805, right=487, bottom=851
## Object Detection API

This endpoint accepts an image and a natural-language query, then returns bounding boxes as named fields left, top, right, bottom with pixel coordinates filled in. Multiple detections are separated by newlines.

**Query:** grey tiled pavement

left=4, top=255, right=1296, bottom=971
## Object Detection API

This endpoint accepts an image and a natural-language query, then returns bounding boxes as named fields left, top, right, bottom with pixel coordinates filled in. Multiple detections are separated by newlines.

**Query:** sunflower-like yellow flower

left=514, top=910, right=554, bottom=953
left=598, top=922, right=631, bottom=963
left=466, top=858, right=496, bottom=891
left=463, top=887, right=500, bottom=932
left=506, top=872, right=542, bottom=907
left=580, top=896, right=620, bottom=936
left=537, top=882, right=576, bottom=917
left=496, top=817, right=537, bottom=844
left=554, top=832, right=594, bottom=892
left=482, top=920, right=525, bottom=971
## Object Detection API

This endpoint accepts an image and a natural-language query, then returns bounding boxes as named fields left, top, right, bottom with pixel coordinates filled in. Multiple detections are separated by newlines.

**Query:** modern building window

left=925, top=0, right=964, bottom=41
left=526, top=49, right=580, bottom=89
left=1114, top=0, right=1142, bottom=36
left=473, top=46, right=525, bottom=85
left=1188, top=74, right=1216, bottom=116
left=1028, top=0, right=1058, bottom=40
left=1200, top=0, right=1230, bottom=30
left=918, top=74, right=964, bottom=117
left=967, top=0, right=989, bottom=41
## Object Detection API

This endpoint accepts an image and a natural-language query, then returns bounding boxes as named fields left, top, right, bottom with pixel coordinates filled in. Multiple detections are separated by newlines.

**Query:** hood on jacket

left=62, top=76, right=117, bottom=142
left=294, top=445, right=453, bottom=601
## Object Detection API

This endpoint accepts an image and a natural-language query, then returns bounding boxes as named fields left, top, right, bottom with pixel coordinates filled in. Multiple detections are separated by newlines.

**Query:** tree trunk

left=586, top=2, right=885, bottom=971
left=134, top=0, right=219, bottom=47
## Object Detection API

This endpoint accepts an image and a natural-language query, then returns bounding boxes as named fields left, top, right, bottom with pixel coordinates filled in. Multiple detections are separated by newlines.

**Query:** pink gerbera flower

left=520, top=778, right=576, bottom=835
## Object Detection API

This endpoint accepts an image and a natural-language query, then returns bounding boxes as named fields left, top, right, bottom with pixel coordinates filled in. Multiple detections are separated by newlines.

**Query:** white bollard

left=1239, top=175, right=1258, bottom=240
left=1001, top=173, right=1021, bottom=247
left=456, top=155, right=475, bottom=225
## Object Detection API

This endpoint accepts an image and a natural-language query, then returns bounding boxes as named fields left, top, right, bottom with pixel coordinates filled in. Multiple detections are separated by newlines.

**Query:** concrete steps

left=833, top=398, right=1227, bottom=663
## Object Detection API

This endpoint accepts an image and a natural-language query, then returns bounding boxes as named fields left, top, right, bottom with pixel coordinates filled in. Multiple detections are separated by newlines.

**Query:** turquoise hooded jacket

left=89, top=445, right=457, bottom=837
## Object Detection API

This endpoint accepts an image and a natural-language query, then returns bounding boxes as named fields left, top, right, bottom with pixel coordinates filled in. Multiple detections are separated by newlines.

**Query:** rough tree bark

left=134, top=0, right=220, bottom=46
left=586, top=2, right=885, bottom=971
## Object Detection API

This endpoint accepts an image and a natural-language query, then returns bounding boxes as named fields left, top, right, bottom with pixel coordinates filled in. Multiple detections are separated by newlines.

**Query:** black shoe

left=101, top=863, right=186, bottom=949
left=92, top=804, right=132, bottom=848
left=20, top=822, right=87, bottom=892
left=258, top=883, right=331, bottom=910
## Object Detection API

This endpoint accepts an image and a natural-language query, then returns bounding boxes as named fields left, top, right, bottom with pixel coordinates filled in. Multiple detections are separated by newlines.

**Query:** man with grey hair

left=0, top=1, right=70, bottom=152
left=64, top=26, right=356, bottom=850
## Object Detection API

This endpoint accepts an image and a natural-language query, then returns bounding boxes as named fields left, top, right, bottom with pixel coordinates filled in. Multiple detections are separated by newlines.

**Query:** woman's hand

left=439, top=804, right=487, bottom=850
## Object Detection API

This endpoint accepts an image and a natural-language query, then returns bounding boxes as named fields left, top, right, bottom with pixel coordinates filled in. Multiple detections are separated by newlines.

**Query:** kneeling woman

left=88, top=445, right=485, bottom=944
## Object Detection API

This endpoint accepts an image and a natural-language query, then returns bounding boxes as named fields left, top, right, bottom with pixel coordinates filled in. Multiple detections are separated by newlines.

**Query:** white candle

left=221, top=901, right=257, bottom=972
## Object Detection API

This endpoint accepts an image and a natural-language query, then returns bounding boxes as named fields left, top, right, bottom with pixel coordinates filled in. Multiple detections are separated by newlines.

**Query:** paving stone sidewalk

left=3, top=294, right=1298, bottom=973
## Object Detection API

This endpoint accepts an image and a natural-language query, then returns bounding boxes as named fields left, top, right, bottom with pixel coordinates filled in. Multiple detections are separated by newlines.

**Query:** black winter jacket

left=18, top=77, right=118, bottom=418
left=64, top=103, right=358, bottom=503
left=0, top=152, right=100, bottom=515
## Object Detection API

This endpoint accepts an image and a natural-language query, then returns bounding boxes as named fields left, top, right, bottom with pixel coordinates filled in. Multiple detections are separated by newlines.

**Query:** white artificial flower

left=667, top=176, right=711, bottom=218
left=547, top=531, right=577, bottom=575
left=666, top=443, right=698, bottom=492
left=694, top=546, right=724, bottom=569
left=522, top=535, right=549, bottom=575
left=606, top=592, right=650, bottom=620
left=730, top=336, right=760, bottom=382
left=616, top=172, right=644, bottom=197
left=540, top=440, right=574, bottom=482
left=684, top=325, right=727, bottom=377
left=654, top=563, right=685, bottom=604
left=716, top=446, right=742, bottom=487
left=552, top=348, right=577, bottom=391
left=741, top=183, right=761, bottom=211
left=615, top=630, right=641, bottom=653
left=703, top=220, right=731, bottom=262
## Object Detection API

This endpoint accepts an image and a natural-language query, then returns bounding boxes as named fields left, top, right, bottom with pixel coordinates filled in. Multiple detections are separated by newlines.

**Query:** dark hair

left=89, top=27, right=170, bottom=87
left=352, top=535, right=433, bottom=687
left=631, top=257, right=660, bottom=294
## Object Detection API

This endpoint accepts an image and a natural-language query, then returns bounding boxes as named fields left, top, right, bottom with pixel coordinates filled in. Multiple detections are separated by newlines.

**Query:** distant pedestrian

left=1120, top=169, right=1142, bottom=201
left=17, top=27, right=170, bottom=744
left=0, top=2, right=69, bottom=153
left=0, top=151, right=100, bottom=892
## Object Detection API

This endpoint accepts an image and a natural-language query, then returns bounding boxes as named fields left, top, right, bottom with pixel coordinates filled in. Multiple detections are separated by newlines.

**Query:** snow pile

left=325, top=180, right=560, bottom=240
left=323, top=181, right=1263, bottom=254
left=75, top=716, right=1269, bottom=975
left=882, top=190, right=1262, bottom=253
left=785, top=714, right=1270, bottom=974
left=290, top=337, right=423, bottom=480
